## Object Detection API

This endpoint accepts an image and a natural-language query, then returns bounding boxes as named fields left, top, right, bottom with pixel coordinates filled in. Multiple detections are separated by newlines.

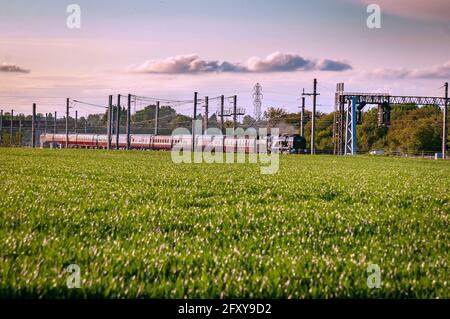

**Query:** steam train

left=40, top=133, right=306, bottom=153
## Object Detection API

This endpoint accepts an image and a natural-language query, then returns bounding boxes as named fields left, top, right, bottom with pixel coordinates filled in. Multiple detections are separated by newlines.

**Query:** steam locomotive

left=40, top=133, right=306, bottom=153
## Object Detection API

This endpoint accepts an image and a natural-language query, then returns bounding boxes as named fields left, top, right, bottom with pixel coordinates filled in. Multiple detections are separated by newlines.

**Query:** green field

left=0, top=148, right=449, bottom=298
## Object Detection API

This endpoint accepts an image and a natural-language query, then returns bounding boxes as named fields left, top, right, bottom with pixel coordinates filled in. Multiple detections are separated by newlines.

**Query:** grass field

left=0, top=148, right=449, bottom=298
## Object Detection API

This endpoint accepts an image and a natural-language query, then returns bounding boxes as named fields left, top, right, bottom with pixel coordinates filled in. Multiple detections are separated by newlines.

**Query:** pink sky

left=0, top=0, right=449, bottom=117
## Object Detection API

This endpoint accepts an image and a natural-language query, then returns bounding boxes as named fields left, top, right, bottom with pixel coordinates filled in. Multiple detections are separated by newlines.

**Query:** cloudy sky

left=0, top=0, right=449, bottom=117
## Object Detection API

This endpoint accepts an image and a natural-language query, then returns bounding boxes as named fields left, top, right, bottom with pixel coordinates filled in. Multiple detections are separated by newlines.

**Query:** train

left=39, top=133, right=307, bottom=153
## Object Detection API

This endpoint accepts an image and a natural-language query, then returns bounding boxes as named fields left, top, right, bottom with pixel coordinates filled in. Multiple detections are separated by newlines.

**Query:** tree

left=357, top=107, right=387, bottom=152
left=169, top=114, right=192, bottom=130
left=242, top=115, right=256, bottom=127
left=263, top=107, right=288, bottom=128
left=208, top=113, right=218, bottom=128
left=385, top=104, right=442, bottom=154
left=42, top=101, right=445, bottom=155
left=133, top=105, right=176, bottom=125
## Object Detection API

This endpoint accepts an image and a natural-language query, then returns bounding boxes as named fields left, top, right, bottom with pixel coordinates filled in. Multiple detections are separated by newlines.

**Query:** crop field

left=0, top=148, right=449, bottom=298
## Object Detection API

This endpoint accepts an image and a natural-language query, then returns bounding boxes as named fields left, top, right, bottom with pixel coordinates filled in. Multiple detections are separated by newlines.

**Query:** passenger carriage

left=111, top=134, right=128, bottom=149
left=151, top=135, right=172, bottom=150
left=130, top=135, right=152, bottom=149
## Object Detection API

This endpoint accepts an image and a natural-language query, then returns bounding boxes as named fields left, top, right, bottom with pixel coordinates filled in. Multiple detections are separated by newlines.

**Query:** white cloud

left=411, top=61, right=450, bottom=78
left=246, top=52, right=313, bottom=72
left=132, top=54, right=245, bottom=74
left=368, top=61, right=450, bottom=79
left=131, top=52, right=352, bottom=74
left=317, top=59, right=353, bottom=72
left=0, top=63, right=30, bottom=73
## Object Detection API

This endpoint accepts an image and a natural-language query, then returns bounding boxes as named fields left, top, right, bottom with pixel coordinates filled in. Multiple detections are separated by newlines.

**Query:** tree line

left=0, top=103, right=447, bottom=154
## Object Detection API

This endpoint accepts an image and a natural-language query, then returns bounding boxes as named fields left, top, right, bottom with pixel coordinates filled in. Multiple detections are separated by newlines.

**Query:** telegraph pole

left=220, top=95, right=225, bottom=134
left=54, top=111, right=57, bottom=134
left=18, top=117, right=22, bottom=146
left=116, top=95, right=121, bottom=150
left=443, top=82, right=448, bottom=159
left=302, top=79, right=319, bottom=154
left=155, top=101, right=159, bottom=135
left=126, top=94, right=131, bottom=150
left=312, top=79, right=317, bottom=154
left=84, top=119, right=87, bottom=134
left=233, top=95, right=237, bottom=130
left=204, top=96, right=208, bottom=132
left=111, top=100, right=115, bottom=135
left=32, top=104, right=36, bottom=148
left=44, top=113, right=48, bottom=134
left=107, top=95, right=112, bottom=150
left=10, top=109, right=13, bottom=146
left=192, top=92, right=198, bottom=152
left=75, top=110, right=78, bottom=134
left=0, top=110, right=3, bottom=145
left=300, top=97, right=305, bottom=136
left=65, top=98, right=69, bottom=148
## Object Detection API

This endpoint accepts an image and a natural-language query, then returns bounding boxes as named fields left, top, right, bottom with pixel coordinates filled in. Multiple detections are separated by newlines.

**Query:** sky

left=0, top=0, right=449, bottom=117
